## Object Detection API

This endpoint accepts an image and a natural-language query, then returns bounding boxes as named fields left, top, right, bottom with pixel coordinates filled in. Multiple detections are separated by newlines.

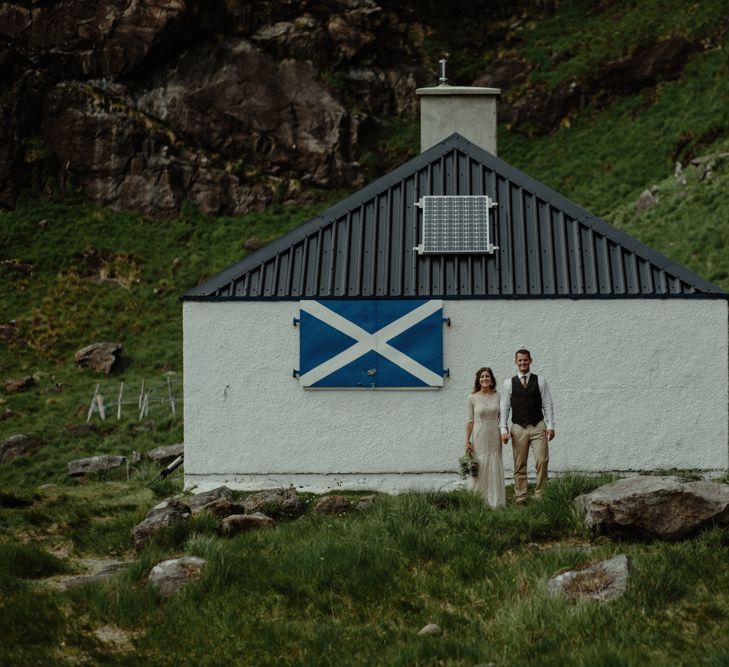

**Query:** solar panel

left=415, top=196, right=498, bottom=254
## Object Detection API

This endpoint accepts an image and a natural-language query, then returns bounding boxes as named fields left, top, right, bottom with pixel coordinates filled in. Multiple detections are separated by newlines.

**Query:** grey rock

left=313, top=495, right=353, bottom=515
left=193, top=498, right=247, bottom=519
left=58, top=559, right=132, bottom=590
left=574, top=475, right=729, bottom=539
left=4, top=375, right=35, bottom=393
left=67, top=454, right=127, bottom=477
left=355, top=494, right=377, bottom=511
left=188, top=486, right=233, bottom=514
left=418, top=623, right=442, bottom=636
left=221, top=512, right=276, bottom=535
left=635, top=188, right=657, bottom=214
left=148, top=443, right=184, bottom=467
left=74, top=342, right=122, bottom=375
left=242, top=487, right=305, bottom=518
left=548, top=554, right=631, bottom=602
left=148, top=556, right=206, bottom=599
left=2, top=0, right=437, bottom=214
left=131, top=498, right=191, bottom=550
left=0, top=434, right=39, bottom=464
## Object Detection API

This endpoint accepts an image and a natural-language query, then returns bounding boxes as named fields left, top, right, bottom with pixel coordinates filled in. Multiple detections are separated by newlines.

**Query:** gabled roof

left=182, top=133, right=725, bottom=300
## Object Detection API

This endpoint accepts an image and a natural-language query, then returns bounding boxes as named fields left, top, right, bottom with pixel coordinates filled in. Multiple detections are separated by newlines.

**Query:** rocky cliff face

left=0, top=0, right=430, bottom=216
left=0, top=0, right=707, bottom=217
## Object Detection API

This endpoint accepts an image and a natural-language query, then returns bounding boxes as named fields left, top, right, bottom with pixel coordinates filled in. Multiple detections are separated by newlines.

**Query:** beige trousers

left=511, top=420, right=548, bottom=501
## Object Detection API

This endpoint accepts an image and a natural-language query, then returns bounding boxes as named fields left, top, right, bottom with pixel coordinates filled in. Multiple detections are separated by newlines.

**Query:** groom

left=499, top=349, right=555, bottom=504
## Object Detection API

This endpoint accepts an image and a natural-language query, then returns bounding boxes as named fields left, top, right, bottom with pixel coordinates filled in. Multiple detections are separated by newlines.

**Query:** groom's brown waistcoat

left=511, top=375, right=543, bottom=427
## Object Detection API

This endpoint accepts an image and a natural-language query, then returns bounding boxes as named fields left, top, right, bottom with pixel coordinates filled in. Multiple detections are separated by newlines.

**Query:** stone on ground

left=3, top=375, right=35, bottom=393
left=221, top=512, right=276, bottom=535
left=0, top=434, right=38, bottom=464
left=74, top=342, right=122, bottom=374
left=242, top=487, right=304, bottom=518
left=148, top=556, right=206, bottom=598
left=548, top=554, right=631, bottom=602
left=574, top=475, right=729, bottom=539
left=67, top=454, right=127, bottom=476
left=313, top=495, right=353, bottom=515
left=418, top=623, right=442, bottom=636
left=131, top=498, right=191, bottom=550
left=148, top=442, right=184, bottom=467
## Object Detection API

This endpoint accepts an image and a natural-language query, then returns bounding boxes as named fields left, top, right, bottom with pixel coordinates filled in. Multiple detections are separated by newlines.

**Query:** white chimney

left=417, top=60, right=500, bottom=155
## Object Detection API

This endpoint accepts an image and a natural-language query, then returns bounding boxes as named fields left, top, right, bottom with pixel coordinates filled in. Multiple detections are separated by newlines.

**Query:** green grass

left=3, top=478, right=729, bottom=666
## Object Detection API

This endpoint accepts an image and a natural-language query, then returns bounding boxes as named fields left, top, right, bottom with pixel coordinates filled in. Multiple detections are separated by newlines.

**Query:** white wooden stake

left=87, top=384, right=100, bottom=423
left=138, top=378, right=145, bottom=410
left=117, top=381, right=124, bottom=420
left=167, top=377, right=176, bottom=415
left=96, top=393, right=106, bottom=420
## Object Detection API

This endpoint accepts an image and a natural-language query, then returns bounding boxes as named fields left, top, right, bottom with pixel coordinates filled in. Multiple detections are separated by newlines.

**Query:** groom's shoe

left=515, top=497, right=527, bottom=505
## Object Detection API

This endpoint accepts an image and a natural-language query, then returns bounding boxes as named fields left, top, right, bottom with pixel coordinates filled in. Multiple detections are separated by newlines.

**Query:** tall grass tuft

left=0, top=542, right=70, bottom=578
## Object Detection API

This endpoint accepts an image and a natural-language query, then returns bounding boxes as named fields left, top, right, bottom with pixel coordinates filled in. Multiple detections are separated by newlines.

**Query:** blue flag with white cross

left=298, top=299, right=444, bottom=388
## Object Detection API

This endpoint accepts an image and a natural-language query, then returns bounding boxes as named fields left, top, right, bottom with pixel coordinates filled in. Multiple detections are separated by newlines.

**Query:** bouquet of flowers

left=459, top=452, right=478, bottom=479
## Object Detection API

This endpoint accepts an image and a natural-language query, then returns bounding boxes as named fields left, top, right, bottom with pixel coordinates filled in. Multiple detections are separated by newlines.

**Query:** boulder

left=355, top=495, right=377, bottom=511
left=491, top=36, right=700, bottom=136
left=148, top=556, right=206, bottom=599
left=418, top=623, right=442, bottom=636
left=313, top=495, right=353, bottom=515
left=635, top=188, right=657, bottom=214
left=131, top=498, right=191, bottom=549
left=41, top=80, right=271, bottom=218
left=221, top=512, right=276, bottom=535
left=188, top=486, right=233, bottom=515
left=4, top=375, right=35, bottom=393
left=132, top=38, right=361, bottom=190
left=574, top=476, right=729, bottom=539
left=592, top=36, right=699, bottom=97
left=2, top=0, right=438, bottom=214
left=1, top=0, right=195, bottom=80
left=548, top=554, right=631, bottom=603
left=74, top=342, right=122, bottom=374
left=242, top=487, right=305, bottom=518
left=0, top=434, right=39, bottom=464
left=148, top=443, right=184, bottom=467
left=67, top=455, right=127, bottom=476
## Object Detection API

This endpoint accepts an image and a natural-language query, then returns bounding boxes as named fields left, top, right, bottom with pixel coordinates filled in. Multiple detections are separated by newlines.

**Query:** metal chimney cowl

left=417, top=80, right=501, bottom=155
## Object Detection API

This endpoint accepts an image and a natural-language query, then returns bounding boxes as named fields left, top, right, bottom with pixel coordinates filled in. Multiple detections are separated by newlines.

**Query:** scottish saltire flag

left=299, top=300, right=444, bottom=388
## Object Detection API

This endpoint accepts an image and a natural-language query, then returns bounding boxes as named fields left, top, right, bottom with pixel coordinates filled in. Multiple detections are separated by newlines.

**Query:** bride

left=465, top=367, right=506, bottom=508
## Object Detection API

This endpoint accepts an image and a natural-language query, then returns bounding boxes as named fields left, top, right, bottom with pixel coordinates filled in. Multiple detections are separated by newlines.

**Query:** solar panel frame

left=416, top=195, right=497, bottom=254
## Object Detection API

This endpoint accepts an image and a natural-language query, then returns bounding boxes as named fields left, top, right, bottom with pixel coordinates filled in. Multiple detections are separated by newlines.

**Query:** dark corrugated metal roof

left=183, top=133, right=726, bottom=299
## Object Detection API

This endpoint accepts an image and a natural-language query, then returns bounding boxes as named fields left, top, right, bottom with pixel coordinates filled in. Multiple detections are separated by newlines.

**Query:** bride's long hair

left=472, top=367, right=496, bottom=393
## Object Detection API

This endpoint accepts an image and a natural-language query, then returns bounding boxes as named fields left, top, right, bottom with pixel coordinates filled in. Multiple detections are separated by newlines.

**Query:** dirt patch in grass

left=92, top=624, right=140, bottom=652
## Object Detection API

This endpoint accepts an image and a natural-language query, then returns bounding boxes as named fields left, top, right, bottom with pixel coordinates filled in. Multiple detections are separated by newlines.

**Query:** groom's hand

left=546, top=429, right=555, bottom=441
left=500, top=432, right=510, bottom=443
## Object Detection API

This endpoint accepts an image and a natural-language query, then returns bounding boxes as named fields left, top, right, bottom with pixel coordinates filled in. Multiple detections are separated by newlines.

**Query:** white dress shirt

left=499, top=372, right=555, bottom=434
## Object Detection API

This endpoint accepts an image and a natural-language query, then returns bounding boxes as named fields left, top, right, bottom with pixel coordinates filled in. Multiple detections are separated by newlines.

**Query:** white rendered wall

left=183, top=299, right=728, bottom=492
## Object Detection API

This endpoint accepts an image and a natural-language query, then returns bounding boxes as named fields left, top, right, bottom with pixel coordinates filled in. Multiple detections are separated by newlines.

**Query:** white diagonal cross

left=299, top=300, right=443, bottom=387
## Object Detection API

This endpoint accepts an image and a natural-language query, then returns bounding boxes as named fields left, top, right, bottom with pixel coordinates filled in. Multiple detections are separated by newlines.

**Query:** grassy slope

left=2, top=0, right=729, bottom=663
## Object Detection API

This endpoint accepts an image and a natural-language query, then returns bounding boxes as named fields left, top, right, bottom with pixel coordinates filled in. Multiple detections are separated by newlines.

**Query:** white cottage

left=182, top=83, right=728, bottom=493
